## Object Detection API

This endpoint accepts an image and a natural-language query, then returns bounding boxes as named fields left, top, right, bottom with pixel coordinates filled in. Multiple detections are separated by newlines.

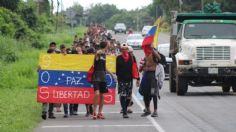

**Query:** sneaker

left=92, top=113, right=97, bottom=120
left=151, top=111, right=158, bottom=117
left=123, top=114, right=129, bottom=118
left=127, top=109, right=133, bottom=114
left=141, top=111, right=151, bottom=117
left=73, top=112, right=78, bottom=116
left=48, top=113, right=56, bottom=119
left=143, top=109, right=146, bottom=113
left=97, top=113, right=105, bottom=119
left=63, top=114, right=68, bottom=118
left=85, top=112, right=90, bottom=117
left=41, top=112, right=47, bottom=120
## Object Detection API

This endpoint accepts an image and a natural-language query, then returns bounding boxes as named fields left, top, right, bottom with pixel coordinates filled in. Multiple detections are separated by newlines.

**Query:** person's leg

left=98, top=93, right=105, bottom=119
left=85, top=104, right=90, bottom=117
left=93, top=90, right=100, bottom=119
left=141, top=95, right=151, bottom=117
left=48, top=103, right=56, bottom=119
left=56, top=103, right=62, bottom=112
left=63, top=104, right=68, bottom=118
left=42, top=103, right=48, bottom=120
left=69, top=104, right=74, bottom=115
left=73, top=104, right=79, bottom=114
left=151, top=95, right=158, bottom=117
left=120, top=94, right=128, bottom=118
left=127, top=80, right=133, bottom=113
left=144, top=96, right=151, bottom=111
left=42, top=103, right=48, bottom=113
left=89, top=104, right=93, bottom=114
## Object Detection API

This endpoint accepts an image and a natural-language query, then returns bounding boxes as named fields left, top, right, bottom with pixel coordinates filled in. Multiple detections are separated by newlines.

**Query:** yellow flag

left=153, top=17, right=162, bottom=48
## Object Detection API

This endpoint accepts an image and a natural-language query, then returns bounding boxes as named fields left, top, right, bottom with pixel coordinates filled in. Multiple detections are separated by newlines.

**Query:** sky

left=57, top=0, right=152, bottom=11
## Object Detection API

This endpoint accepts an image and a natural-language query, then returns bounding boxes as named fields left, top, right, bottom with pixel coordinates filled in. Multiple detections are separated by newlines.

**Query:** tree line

left=1, top=0, right=235, bottom=34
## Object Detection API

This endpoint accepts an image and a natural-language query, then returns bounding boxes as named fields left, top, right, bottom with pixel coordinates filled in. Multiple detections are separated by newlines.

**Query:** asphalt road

left=34, top=33, right=236, bottom=132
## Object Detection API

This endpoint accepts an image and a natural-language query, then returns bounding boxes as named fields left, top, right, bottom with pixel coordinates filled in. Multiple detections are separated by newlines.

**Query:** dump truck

left=169, top=12, right=236, bottom=95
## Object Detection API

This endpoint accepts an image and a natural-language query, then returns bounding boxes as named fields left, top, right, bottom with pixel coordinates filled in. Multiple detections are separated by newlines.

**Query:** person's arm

left=152, top=49, right=161, bottom=62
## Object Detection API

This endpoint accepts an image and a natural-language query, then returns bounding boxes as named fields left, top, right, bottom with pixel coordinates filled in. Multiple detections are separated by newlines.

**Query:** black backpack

left=152, top=52, right=167, bottom=66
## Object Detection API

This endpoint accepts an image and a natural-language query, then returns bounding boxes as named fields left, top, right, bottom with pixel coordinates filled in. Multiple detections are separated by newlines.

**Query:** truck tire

left=222, top=86, right=230, bottom=93
left=176, top=75, right=188, bottom=96
left=169, top=62, right=176, bottom=92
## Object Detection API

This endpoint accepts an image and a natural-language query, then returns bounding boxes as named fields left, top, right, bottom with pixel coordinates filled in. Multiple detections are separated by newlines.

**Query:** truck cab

left=169, top=13, right=236, bottom=95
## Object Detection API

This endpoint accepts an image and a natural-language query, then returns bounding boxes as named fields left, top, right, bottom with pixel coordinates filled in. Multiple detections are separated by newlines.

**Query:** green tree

left=38, top=0, right=50, bottom=16
left=64, top=3, right=83, bottom=26
left=152, top=0, right=179, bottom=22
left=87, top=4, right=119, bottom=24
left=17, top=2, right=38, bottom=30
left=0, top=0, right=20, bottom=11
left=106, top=8, right=153, bottom=31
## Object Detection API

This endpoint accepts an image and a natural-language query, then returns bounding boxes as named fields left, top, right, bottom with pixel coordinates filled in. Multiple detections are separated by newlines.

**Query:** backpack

left=152, top=52, right=167, bottom=66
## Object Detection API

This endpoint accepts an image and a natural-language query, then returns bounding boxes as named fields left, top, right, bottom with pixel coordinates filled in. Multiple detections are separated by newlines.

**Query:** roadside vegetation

left=0, top=1, right=86, bottom=131
left=0, top=27, right=86, bottom=132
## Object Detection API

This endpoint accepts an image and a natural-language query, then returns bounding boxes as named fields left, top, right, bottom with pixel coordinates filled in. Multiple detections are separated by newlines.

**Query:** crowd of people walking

left=40, top=24, right=165, bottom=120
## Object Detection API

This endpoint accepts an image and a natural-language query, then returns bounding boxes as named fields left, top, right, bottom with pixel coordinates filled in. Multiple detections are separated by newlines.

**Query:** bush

left=0, top=36, right=19, bottom=62
left=0, top=7, right=31, bottom=39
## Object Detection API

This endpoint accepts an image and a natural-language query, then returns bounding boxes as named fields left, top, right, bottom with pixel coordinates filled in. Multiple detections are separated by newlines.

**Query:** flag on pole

left=141, top=26, right=157, bottom=47
left=141, top=17, right=162, bottom=48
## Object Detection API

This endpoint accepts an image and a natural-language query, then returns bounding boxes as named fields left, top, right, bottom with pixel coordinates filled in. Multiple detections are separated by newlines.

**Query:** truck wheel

left=176, top=75, right=188, bottom=96
left=222, top=86, right=230, bottom=93
left=169, top=63, right=176, bottom=92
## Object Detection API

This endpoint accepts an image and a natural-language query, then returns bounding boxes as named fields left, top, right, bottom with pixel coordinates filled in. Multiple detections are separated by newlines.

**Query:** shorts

left=93, top=81, right=108, bottom=93
left=118, top=81, right=132, bottom=97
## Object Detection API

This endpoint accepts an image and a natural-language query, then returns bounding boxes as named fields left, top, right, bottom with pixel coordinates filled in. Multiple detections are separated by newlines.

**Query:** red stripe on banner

left=37, top=86, right=116, bottom=104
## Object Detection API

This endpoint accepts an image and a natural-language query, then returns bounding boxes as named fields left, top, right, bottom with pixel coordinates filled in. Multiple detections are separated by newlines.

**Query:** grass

left=0, top=26, right=87, bottom=132
left=0, top=89, right=41, bottom=132
left=41, top=26, right=87, bottom=47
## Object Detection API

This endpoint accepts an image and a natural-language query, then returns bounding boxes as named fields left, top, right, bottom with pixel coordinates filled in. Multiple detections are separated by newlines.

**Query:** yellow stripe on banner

left=39, top=54, right=116, bottom=73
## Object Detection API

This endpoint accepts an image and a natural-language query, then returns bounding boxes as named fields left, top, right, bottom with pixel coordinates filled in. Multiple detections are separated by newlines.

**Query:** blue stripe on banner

left=38, top=70, right=116, bottom=88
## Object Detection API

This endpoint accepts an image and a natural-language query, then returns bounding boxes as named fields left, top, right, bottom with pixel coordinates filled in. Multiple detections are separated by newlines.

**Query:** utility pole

left=55, top=0, right=60, bottom=32
left=155, top=5, right=158, bottom=19
left=136, top=15, right=139, bottom=32
left=201, top=0, right=204, bottom=13
left=179, top=0, right=183, bottom=12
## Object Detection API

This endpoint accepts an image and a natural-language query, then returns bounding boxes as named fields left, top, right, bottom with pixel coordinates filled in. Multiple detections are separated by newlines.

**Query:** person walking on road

left=92, top=41, right=109, bottom=120
left=116, top=43, right=140, bottom=118
left=140, top=44, right=161, bottom=117
left=40, top=48, right=56, bottom=120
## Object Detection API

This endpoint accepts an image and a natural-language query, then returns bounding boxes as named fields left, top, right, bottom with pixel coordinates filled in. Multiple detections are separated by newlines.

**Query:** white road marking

left=132, top=94, right=165, bottom=132
left=54, top=111, right=143, bottom=114
left=42, top=124, right=153, bottom=128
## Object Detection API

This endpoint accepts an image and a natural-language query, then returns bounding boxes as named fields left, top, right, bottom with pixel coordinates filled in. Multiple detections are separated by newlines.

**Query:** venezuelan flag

left=141, top=26, right=157, bottom=47
left=141, top=17, right=162, bottom=48
left=37, top=54, right=116, bottom=104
